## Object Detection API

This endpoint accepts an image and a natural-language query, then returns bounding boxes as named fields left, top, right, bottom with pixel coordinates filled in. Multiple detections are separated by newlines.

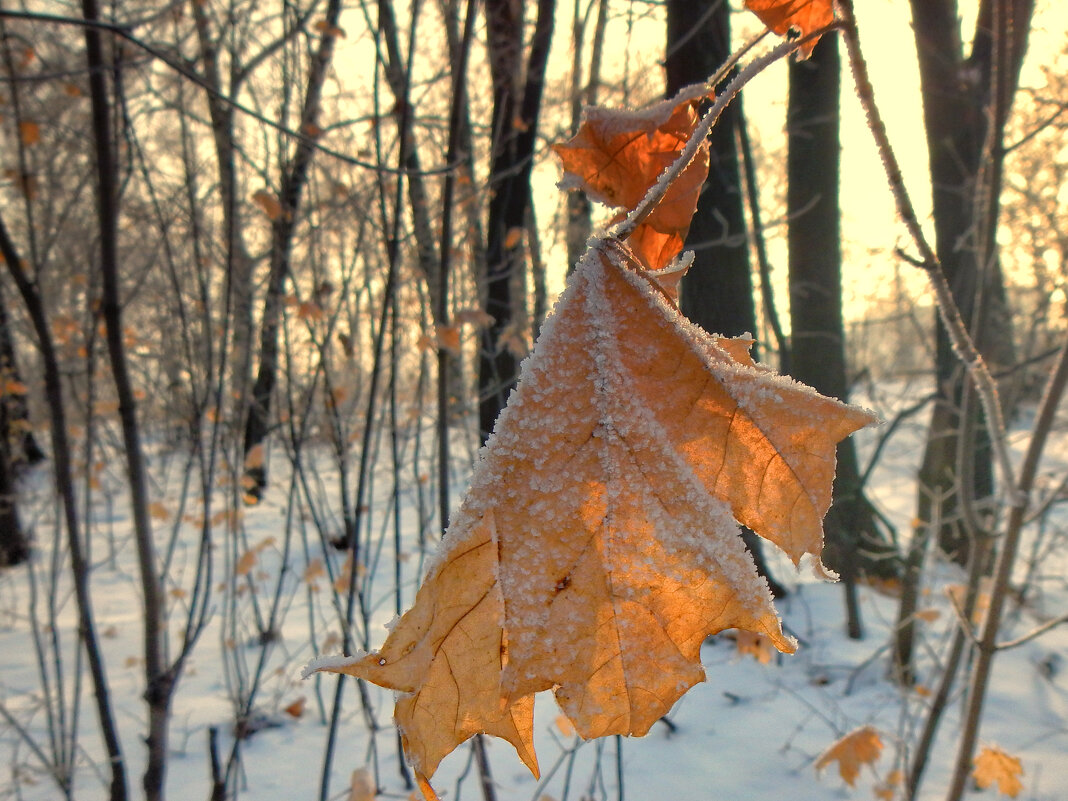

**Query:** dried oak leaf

left=815, top=725, right=884, bottom=787
left=553, top=84, right=711, bottom=280
left=306, top=238, right=875, bottom=789
left=745, top=0, right=834, bottom=59
left=973, top=746, right=1024, bottom=798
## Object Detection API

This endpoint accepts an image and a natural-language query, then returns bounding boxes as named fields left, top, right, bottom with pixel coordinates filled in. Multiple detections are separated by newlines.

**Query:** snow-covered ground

left=1, top=383, right=1067, bottom=801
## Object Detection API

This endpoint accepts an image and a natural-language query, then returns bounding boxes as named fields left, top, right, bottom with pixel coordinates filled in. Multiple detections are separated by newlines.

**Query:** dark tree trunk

left=0, top=422, right=28, bottom=567
left=908, top=0, right=1029, bottom=566
left=0, top=214, right=129, bottom=801
left=666, top=1, right=756, bottom=346
left=893, top=0, right=1033, bottom=685
left=478, top=0, right=555, bottom=440
left=0, top=282, right=44, bottom=467
left=242, top=0, right=344, bottom=497
left=787, top=35, right=897, bottom=638
left=0, top=280, right=38, bottom=567
left=664, top=0, right=784, bottom=598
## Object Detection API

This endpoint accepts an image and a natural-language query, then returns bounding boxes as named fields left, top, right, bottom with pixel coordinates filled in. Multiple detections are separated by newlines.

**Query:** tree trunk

left=0, top=420, right=27, bottom=566
left=242, top=0, right=344, bottom=496
left=0, top=214, right=129, bottom=801
left=894, top=0, right=1033, bottom=690
left=665, top=0, right=784, bottom=597
left=909, top=0, right=1027, bottom=565
left=0, top=281, right=44, bottom=467
left=787, top=35, right=897, bottom=638
left=564, top=0, right=608, bottom=273
left=0, top=280, right=38, bottom=567
left=478, top=0, right=555, bottom=440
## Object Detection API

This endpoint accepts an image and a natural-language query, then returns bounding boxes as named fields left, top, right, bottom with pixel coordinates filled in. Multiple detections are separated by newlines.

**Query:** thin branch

left=0, top=8, right=461, bottom=177
left=837, top=0, right=1021, bottom=505
left=611, top=26, right=834, bottom=243
left=997, top=613, right=1068, bottom=650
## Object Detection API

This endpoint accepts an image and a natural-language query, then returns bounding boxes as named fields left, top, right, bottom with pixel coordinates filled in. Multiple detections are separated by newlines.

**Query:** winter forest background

left=1, top=1, right=1068, bottom=800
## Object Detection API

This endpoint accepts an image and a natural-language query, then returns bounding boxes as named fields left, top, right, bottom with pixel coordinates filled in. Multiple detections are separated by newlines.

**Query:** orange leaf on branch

left=306, top=236, right=875, bottom=790
left=744, top=0, right=835, bottom=60
left=553, top=84, right=711, bottom=288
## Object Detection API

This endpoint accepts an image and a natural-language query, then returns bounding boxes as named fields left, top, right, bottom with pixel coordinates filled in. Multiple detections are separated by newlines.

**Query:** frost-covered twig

left=996, top=613, right=1068, bottom=651
left=837, top=0, right=1020, bottom=505
left=611, top=24, right=840, bottom=243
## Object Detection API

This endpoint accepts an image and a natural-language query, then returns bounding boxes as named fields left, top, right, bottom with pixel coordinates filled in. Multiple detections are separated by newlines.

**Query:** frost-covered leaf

left=744, top=0, right=834, bottom=59
left=553, top=84, right=710, bottom=278
left=306, top=238, right=875, bottom=786
left=815, top=725, right=884, bottom=787
left=974, top=746, right=1024, bottom=798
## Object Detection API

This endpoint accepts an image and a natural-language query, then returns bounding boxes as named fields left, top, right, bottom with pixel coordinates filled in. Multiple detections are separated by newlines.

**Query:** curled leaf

left=554, top=84, right=711, bottom=272
left=744, top=0, right=835, bottom=59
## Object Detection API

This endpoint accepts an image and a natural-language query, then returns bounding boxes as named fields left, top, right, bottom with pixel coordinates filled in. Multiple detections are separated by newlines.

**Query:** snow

left=2, top=373, right=1067, bottom=801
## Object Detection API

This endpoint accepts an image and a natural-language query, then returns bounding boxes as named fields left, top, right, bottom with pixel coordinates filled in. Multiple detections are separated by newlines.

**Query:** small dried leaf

left=298, top=301, right=323, bottom=321
left=235, top=549, right=257, bottom=577
left=435, top=325, right=461, bottom=355
left=734, top=629, right=775, bottom=664
left=252, top=190, right=283, bottom=220
left=314, top=20, right=347, bottom=38
left=553, top=85, right=711, bottom=273
left=347, top=767, right=375, bottom=801
left=19, top=120, right=39, bottom=145
left=504, top=227, right=523, bottom=249
left=149, top=501, right=170, bottom=521
left=244, top=444, right=265, bottom=471
left=973, top=746, right=1023, bottom=798
left=284, top=697, right=307, bottom=718
left=744, top=0, right=834, bottom=59
left=815, top=726, right=883, bottom=787
left=454, top=308, right=496, bottom=328
left=2, top=378, right=28, bottom=396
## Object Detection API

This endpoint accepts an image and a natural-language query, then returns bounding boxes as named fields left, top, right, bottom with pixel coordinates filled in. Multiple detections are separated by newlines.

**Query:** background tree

left=787, top=33, right=897, bottom=638
left=909, top=0, right=1033, bottom=564
left=893, top=0, right=1035, bottom=682
left=478, top=0, right=555, bottom=439
left=664, top=0, right=784, bottom=597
